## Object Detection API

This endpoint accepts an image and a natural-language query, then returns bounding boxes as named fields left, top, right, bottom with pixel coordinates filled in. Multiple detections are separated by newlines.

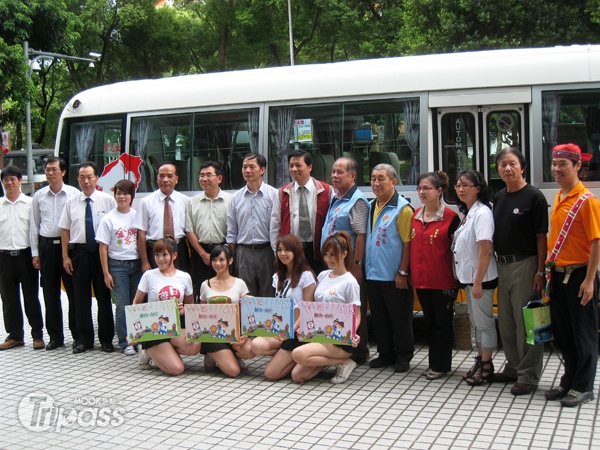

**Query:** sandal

left=462, top=355, right=481, bottom=379
left=466, top=360, right=494, bottom=386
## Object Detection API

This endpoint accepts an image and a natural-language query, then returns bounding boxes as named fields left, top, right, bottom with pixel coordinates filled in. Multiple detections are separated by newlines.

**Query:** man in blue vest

left=365, top=164, right=414, bottom=372
left=321, top=156, right=370, bottom=363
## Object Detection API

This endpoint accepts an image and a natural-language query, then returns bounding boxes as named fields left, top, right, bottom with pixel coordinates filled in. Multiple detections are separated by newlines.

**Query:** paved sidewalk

left=0, top=295, right=598, bottom=449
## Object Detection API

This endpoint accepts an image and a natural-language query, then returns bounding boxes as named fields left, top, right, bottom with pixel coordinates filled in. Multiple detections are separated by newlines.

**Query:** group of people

left=0, top=145, right=597, bottom=406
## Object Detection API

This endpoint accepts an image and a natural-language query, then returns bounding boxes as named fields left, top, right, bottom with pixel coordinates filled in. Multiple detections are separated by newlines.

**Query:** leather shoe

left=46, top=341, right=65, bottom=350
left=394, top=360, right=410, bottom=373
left=73, top=344, right=88, bottom=354
left=0, top=338, right=25, bottom=350
left=493, top=372, right=518, bottom=383
left=101, top=342, right=115, bottom=353
left=33, top=339, right=46, bottom=350
left=511, top=382, right=537, bottom=396
left=72, top=340, right=80, bottom=349
left=369, top=357, right=395, bottom=368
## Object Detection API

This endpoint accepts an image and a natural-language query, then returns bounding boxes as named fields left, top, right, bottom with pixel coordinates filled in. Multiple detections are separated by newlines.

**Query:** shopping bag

left=523, top=300, right=553, bottom=345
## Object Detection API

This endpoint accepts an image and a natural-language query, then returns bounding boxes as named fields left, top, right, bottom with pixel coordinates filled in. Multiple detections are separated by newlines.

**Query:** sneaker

left=123, top=346, right=136, bottom=356
left=330, top=359, right=357, bottom=384
left=545, top=386, right=568, bottom=401
left=204, top=354, right=217, bottom=370
left=560, top=390, right=594, bottom=407
left=138, top=349, right=152, bottom=369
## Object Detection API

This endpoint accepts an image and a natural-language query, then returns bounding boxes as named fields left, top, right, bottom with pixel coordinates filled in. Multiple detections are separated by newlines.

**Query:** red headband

left=552, top=143, right=593, bottom=162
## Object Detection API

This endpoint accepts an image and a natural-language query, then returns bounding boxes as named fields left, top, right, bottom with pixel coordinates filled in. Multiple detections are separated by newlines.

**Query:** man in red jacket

left=270, top=150, right=332, bottom=273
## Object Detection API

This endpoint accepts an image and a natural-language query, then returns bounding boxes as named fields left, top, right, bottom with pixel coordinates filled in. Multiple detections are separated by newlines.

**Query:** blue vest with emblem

left=366, top=192, right=410, bottom=281
left=320, top=186, right=367, bottom=250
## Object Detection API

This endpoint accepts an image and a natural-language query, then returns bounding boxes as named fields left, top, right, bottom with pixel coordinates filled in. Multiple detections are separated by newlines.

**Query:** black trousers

left=0, top=249, right=43, bottom=341
left=301, top=243, right=325, bottom=275
left=417, top=288, right=457, bottom=372
left=191, top=248, right=217, bottom=303
left=39, top=236, right=76, bottom=343
left=550, top=266, right=599, bottom=392
left=146, top=238, right=190, bottom=273
left=70, top=246, right=114, bottom=347
left=367, top=279, right=414, bottom=362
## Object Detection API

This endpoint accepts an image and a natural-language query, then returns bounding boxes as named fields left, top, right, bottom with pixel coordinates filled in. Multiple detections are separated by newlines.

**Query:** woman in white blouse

left=452, top=170, right=498, bottom=386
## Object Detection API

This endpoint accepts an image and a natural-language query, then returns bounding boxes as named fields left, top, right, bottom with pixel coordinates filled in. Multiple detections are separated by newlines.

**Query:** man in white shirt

left=30, top=157, right=79, bottom=350
left=134, top=161, right=190, bottom=273
left=227, top=153, right=278, bottom=296
left=59, top=162, right=116, bottom=354
left=0, top=166, right=44, bottom=351
left=270, top=150, right=332, bottom=274
left=186, top=161, right=232, bottom=302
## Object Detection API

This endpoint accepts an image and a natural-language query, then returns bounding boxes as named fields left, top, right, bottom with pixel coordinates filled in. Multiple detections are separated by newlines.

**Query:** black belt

left=495, top=254, right=532, bottom=264
left=300, top=241, right=313, bottom=248
left=147, top=238, right=185, bottom=246
left=69, top=243, right=89, bottom=250
left=0, top=248, right=29, bottom=256
left=238, top=242, right=270, bottom=250
left=201, top=243, right=224, bottom=253
left=40, top=236, right=61, bottom=244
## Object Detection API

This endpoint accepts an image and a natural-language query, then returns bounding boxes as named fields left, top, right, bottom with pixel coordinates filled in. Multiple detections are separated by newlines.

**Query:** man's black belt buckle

left=0, top=249, right=23, bottom=256
left=300, top=241, right=313, bottom=248
left=495, top=254, right=528, bottom=264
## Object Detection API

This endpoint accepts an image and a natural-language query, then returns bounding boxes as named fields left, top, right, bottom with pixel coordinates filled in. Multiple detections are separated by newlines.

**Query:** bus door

left=436, top=104, right=525, bottom=203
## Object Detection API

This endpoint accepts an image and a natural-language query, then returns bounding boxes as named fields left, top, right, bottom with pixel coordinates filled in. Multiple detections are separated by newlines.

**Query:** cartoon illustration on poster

left=297, top=302, right=356, bottom=346
left=185, top=304, right=240, bottom=343
left=240, top=297, right=294, bottom=339
left=125, top=299, right=181, bottom=344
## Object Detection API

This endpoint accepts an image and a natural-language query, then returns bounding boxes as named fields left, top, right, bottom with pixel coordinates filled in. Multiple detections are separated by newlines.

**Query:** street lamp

left=22, top=40, right=101, bottom=193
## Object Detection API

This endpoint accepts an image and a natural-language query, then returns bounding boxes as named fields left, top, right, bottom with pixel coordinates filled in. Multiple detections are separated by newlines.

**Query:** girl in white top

left=251, top=234, right=316, bottom=380
left=97, top=180, right=142, bottom=355
left=200, top=244, right=253, bottom=377
left=132, top=237, right=200, bottom=376
left=291, top=231, right=361, bottom=384
left=452, top=170, right=498, bottom=386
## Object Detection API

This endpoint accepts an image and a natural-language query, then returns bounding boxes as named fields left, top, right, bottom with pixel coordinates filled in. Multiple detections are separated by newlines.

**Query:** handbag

left=523, top=300, right=553, bottom=345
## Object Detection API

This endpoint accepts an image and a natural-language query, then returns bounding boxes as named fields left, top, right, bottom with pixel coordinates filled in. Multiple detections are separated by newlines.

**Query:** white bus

left=55, top=45, right=600, bottom=205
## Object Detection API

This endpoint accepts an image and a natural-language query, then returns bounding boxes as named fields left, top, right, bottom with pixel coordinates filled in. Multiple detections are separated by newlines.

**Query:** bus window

left=131, top=114, right=192, bottom=192
left=439, top=111, right=477, bottom=203
left=542, top=90, right=600, bottom=182
left=485, top=109, right=522, bottom=194
left=64, top=118, right=123, bottom=187
left=193, top=109, right=257, bottom=191
left=268, top=99, right=419, bottom=188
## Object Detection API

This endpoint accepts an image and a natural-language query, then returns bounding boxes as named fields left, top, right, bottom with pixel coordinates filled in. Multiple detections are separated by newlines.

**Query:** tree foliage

left=1, top=0, right=600, bottom=149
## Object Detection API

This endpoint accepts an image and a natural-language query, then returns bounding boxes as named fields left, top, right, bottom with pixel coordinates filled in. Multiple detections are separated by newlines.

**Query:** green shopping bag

left=523, top=300, right=553, bottom=345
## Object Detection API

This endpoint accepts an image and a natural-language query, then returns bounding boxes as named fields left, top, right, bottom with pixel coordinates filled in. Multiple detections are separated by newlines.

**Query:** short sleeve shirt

left=200, top=278, right=249, bottom=304
left=314, top=270, right=360, bottom=306
left=273, top=270, right=316, bottom=308
left=138, top=269, right=193, bottom=303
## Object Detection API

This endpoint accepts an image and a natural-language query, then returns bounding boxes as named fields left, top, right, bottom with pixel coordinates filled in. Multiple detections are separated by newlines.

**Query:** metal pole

left=24, top=41, right=34, bottom=193
left=288, top=0, right=294, bottom=66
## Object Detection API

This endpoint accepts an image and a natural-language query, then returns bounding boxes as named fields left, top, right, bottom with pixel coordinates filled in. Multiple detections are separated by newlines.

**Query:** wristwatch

left=535, top=272, right=545, bottom=278
left=398, top=269, right=409, bottom=276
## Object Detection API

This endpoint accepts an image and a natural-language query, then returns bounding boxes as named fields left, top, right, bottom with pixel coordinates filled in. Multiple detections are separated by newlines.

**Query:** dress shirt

left=227, top=181, right=278, bottom=245
left=185, top=189, right=232, bottom=244
left=0, top=193, right=33, bottom=250
left=133, top=189, right=190, bottom=240
left=29, top=183, right=80, bottom=257
left=58, top=190, right=116, bottom=244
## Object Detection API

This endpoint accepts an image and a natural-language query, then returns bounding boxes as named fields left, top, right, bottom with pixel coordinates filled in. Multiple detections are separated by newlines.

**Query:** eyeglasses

left=199, top=173, right=216, bottom=179
left=416, top=186, right=436, bottom=192
left=454, top=184, right=476, bottom=189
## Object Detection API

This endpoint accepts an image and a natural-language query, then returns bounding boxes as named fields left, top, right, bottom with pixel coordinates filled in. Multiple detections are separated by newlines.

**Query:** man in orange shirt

left=545, top=143, right=600, bottom=407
